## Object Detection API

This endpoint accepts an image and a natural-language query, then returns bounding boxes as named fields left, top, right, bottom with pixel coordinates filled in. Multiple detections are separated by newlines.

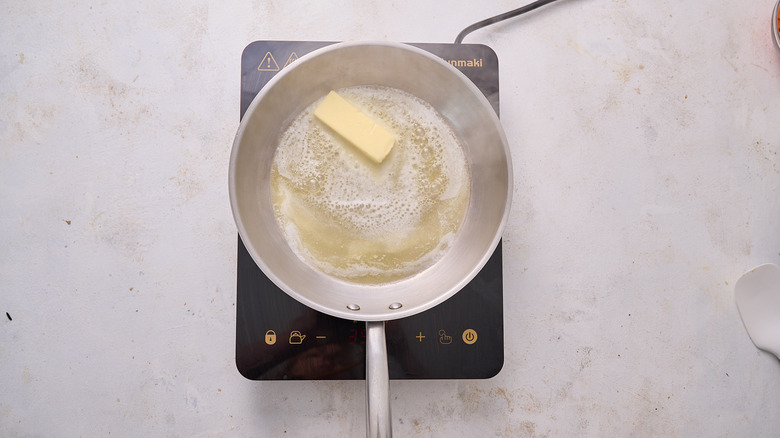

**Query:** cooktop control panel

left=236, top=41, right=504, bottom=380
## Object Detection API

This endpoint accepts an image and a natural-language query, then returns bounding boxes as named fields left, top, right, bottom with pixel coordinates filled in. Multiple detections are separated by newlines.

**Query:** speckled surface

left=2, top=1, right=779, bottom=436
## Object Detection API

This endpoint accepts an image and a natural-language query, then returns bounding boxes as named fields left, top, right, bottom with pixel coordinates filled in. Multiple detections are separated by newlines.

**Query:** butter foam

left=271, top=85, right=470, bottom=284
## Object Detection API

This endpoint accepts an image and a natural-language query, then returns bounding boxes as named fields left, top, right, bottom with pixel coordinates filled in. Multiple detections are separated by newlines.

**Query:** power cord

left=455, top=0, right=561, bottom=44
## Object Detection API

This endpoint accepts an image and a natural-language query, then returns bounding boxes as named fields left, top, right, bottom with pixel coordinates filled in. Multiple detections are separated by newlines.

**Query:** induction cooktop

left=236, top=41, right=504, bottom=380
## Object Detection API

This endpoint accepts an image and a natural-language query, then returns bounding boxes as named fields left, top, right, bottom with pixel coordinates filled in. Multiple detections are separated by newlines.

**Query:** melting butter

left=314, top=90, right=395, bottom=164
left=271, top=85, right=470, bottom=284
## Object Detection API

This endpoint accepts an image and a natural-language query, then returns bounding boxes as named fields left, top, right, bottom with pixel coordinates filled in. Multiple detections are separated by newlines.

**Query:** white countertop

left=2, top=1, right=779, bottom=436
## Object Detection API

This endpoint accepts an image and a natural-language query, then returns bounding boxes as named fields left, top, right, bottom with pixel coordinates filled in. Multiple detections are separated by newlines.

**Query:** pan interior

left=270, top=84, right=471, bottom=285
left=229, top=42, right=511, bottom=321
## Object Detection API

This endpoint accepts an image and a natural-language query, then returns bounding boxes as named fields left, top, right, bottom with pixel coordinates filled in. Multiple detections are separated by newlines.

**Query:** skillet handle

left=366, top=320, right=392, bottom=438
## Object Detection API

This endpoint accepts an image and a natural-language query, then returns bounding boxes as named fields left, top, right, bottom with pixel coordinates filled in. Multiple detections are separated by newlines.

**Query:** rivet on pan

left=388, top=303, right=403, bottom=310
left=347, top=304, right=360, bottom=311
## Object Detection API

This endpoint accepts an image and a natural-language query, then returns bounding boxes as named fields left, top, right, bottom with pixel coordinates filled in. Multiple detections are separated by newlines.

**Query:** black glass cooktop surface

left=236, top=41, right=503, bottom=380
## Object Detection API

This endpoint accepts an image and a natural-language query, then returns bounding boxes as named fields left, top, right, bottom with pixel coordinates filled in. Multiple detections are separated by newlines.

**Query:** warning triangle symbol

left=257, top=52, right=279, bottom=72
left=283, top=52, right=299, bottom=68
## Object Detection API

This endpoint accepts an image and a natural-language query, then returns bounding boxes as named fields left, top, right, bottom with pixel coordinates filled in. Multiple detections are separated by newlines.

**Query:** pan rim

left=229, top=41, right=513, bottom=321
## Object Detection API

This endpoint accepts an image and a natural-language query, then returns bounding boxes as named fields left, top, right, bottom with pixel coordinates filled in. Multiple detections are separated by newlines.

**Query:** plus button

left=415, top=331, right=425, bottom=342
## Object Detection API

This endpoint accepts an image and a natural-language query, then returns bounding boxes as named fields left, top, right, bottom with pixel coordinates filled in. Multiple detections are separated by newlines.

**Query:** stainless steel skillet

left=229, top=41, right=512, bottom=437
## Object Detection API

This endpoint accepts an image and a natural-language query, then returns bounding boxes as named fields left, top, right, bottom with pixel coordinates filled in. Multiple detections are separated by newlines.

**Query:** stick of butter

left=313, top=91, right=395, bottom=164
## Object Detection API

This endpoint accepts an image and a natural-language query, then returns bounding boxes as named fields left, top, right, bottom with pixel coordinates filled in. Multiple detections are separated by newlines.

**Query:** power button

left=462, top=329, right=478, bottom=345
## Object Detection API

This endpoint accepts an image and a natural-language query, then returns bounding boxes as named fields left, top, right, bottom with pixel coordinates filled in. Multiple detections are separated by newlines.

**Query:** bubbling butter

left=271, top=85, right=470, bottom=284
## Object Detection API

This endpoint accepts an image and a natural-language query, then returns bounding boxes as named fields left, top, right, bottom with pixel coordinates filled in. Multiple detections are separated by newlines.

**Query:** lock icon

left=264, top=330, right=277, bottom=345
left=289, top=330, right=306, bottom=345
